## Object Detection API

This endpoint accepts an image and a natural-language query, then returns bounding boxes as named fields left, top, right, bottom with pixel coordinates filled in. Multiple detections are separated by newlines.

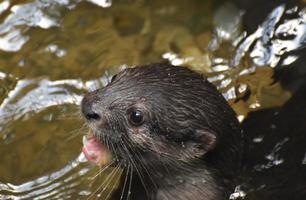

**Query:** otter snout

left=81, top=91, right=102, bottom=122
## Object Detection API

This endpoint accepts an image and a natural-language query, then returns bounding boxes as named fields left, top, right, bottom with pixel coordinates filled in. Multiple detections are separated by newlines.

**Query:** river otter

left=81, top=63, right=244, bottom=200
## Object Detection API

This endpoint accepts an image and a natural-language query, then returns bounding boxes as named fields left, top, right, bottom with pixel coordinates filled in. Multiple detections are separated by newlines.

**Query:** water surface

left=0, top=0, right=305, bottom=199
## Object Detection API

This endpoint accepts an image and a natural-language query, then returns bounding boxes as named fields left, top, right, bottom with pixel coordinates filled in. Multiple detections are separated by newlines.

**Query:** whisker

left=90, top=160, right=115, bottom=181
left=120, top=136, right=151, bottom=197
left=110, top=138, right=119, bottom=163
left=63, top=124, right=88, bottom=143
left=97, top=163, right=122, bottom=199
left=58, top=110, right=82, bottom=120
left=87, top=163, right=121, bottom=200
left=120, top=163, right=130, bottom=200
left=104, top=165, right=123, bottom=200
left=127, top=164, right=133, bottom=200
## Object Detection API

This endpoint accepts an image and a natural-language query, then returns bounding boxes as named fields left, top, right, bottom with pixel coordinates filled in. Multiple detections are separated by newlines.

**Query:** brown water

left=0, top=0, right=305, bottom=199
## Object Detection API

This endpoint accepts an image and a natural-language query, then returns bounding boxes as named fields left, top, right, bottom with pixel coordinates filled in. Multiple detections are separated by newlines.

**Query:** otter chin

left=81, top=64, right=244, bottom=200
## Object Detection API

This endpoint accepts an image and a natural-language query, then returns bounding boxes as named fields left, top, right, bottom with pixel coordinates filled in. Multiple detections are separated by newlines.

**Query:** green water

left=0, top=0, right=305, bottom=199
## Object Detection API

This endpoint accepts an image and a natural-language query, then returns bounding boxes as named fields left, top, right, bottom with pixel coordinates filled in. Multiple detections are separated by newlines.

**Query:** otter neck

left=129, top=160, right=226, bottom=200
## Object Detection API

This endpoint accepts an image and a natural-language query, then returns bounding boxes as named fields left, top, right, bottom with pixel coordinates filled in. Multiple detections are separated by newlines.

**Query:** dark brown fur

left=81, top=64, right=244, bottom=200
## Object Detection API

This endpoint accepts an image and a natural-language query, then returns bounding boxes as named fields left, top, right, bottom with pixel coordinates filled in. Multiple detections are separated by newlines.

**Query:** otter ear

left=195, top=129, right=216, bottom=151
left=187, top=130, right=217, bottom=157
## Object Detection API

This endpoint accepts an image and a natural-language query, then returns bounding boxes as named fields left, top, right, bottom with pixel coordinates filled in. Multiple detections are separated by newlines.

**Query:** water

left=0, top=0, right=305, bottom=199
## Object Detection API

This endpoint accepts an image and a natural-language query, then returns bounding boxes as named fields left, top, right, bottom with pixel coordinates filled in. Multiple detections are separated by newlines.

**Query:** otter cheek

left=82, top=135, right=112, bottom=166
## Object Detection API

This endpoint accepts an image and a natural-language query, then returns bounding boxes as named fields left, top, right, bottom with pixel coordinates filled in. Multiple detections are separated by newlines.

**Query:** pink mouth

left=82, top=133, right=111, bottom=166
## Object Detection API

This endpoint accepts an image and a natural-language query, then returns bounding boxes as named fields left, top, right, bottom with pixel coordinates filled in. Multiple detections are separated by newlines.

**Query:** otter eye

left=128, top=110, right=144, bottom=126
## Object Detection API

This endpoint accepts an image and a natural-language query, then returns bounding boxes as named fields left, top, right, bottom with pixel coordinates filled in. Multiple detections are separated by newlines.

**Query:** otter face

left=81, top=64, right=241, bottom=170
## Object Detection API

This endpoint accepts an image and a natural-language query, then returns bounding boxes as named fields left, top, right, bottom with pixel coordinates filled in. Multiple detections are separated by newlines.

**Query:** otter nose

left=81, top=93, right=101, bottom=121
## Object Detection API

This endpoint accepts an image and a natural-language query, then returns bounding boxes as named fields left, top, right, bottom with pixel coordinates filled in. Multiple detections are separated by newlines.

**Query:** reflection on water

left=0, top=0, right=114, bottom=52
left=209, top=3, right=306, bottom=116
left=87, top=0, right=112, bottom=8
left=0, top=0, right=70, bottom=52
left=0, top=0, right=305, bottom=199
left=0, top=76, right=111, bottom=125
left=0, top=154, right=90, bottom=199
left=232, top=5, right=306, bottom=68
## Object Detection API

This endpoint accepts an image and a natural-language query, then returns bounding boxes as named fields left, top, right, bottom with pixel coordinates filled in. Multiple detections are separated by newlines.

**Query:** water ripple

left=233, top=5, right=306, bottom=68
left=0, top=153, right=91, bottom=200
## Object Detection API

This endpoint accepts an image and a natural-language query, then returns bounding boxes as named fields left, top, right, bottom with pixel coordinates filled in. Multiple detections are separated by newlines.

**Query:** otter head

left=81, top=64, right=243, bottom=179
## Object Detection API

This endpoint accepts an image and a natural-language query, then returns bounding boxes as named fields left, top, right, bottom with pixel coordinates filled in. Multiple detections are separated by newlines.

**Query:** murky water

left=0, top=0, right=305, bottom=199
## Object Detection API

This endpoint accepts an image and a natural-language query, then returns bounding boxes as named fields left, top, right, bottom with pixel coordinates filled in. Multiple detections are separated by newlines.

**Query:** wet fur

left=82, top=64, right=244, bottom=200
